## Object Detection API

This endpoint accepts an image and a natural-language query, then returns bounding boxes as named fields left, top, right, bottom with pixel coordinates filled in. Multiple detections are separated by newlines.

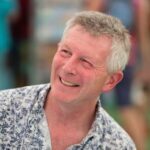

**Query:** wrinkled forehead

left=60, top=25, right=113, bottom=65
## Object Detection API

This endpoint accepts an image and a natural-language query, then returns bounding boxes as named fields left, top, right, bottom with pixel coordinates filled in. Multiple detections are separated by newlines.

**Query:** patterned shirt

left=0, top=84, right=136, bottom=150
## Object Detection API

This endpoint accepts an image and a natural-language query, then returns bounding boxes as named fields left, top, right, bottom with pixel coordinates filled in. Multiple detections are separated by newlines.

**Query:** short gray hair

left=62, top=11, right=131, bottom=73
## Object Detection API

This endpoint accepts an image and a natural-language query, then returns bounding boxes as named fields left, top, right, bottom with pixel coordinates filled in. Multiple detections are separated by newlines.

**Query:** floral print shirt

left=0, top=84, right=136, bottom=150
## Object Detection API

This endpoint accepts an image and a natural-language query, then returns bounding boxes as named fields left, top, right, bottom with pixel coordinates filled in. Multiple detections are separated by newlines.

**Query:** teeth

left=61, top=79, right=78, bottom=87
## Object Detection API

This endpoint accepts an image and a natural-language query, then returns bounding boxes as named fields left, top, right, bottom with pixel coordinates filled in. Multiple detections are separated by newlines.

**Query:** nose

left=62, top=57, right=77, bottom=75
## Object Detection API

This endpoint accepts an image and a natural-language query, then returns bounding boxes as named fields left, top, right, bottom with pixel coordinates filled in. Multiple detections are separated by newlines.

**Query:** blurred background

left=0, top=0, right=150, bottom=149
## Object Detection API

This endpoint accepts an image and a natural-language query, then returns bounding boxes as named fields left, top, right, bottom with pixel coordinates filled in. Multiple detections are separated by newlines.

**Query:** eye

left=59, top=49, right=71, bottom=58
left=81, top=58, right=93, bottom=69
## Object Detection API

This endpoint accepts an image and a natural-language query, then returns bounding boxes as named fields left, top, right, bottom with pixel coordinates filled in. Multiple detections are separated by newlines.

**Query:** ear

left=102, top=71, right=123, bottom=92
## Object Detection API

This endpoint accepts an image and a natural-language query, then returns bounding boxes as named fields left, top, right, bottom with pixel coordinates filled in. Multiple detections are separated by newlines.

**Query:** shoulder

left=0, top=84, right=49, bottom=129
left=0, top=84, right=48, bottom=104
left=0, top=84, right=49, bottom=113
left=98, top=108, right=136, bottom=149
left=0, top=84, right=49, bottom=147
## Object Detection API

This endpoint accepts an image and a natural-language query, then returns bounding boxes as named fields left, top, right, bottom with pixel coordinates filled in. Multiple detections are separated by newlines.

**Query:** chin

left=52, top=89, right=76, bottom=103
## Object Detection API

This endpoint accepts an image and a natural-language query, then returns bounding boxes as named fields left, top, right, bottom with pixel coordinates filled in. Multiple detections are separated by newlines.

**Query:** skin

left=49, top=25, right=122, bottom=106
left=45, top=25, right=123, bottom=149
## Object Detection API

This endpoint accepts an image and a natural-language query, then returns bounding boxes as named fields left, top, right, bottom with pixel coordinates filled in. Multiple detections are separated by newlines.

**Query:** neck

left=44, top=91, right=98, bottom=149
left=45, top=91, right=97, bottom=131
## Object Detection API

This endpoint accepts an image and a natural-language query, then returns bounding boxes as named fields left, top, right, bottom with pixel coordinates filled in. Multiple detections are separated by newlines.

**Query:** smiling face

left=50, top=25, right=121, bottom=106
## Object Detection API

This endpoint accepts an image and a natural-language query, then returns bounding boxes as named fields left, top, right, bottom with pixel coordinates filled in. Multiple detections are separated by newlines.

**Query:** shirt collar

left=37, top=83, right=51, bottom=108
left=68, top=99, right=104, bottom=149
left=82, top=99, right=104, bottom=143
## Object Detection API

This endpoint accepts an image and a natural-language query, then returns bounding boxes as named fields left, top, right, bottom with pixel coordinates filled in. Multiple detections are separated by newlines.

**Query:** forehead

left=61, top=25, right=112, bottom=59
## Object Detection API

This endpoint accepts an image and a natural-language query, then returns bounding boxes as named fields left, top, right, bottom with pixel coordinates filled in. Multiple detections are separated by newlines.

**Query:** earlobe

left=102, top=71, right=123, bottom=92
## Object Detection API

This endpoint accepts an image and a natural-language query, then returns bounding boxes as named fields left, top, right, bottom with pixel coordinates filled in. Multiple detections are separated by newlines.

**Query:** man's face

left=50, top=25, right=113, bottom=105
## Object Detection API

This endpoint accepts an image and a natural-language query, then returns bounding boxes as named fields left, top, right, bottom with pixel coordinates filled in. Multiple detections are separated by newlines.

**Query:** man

left=0, top=11, right=136, bottom=149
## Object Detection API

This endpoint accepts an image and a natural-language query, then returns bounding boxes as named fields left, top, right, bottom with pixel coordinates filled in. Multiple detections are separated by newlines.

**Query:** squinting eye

left=59, top=49, right=71, bottom=57
left=81, top=59, right=93, bottom=69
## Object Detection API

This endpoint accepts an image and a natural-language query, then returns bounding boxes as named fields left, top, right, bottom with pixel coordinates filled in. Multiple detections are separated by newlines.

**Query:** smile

left=60, top=77, right=79, bottom=87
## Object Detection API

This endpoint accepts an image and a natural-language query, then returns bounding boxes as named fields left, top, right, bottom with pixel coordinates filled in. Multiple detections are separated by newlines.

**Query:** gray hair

left=62, top=11, right=131, bottom=73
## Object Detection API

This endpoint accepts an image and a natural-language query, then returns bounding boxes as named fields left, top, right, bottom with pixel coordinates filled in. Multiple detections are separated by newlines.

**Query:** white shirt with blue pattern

left=0, top=84, right=136, bottom=150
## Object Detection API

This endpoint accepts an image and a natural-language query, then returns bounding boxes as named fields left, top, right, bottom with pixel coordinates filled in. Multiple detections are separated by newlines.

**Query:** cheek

left=80, top=72, right=104, bottom=96
left=81, top=70, right=96, bottom=85
left=51, top=55, right=61, bottom=78
left=86, top=70, right=107, bottom=88
left=52, top=55, right=62, bottom=70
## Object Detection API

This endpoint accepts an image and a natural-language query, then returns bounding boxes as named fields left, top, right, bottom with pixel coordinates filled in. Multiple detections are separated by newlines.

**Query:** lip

left=59, top=76, right=79, bottom=87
